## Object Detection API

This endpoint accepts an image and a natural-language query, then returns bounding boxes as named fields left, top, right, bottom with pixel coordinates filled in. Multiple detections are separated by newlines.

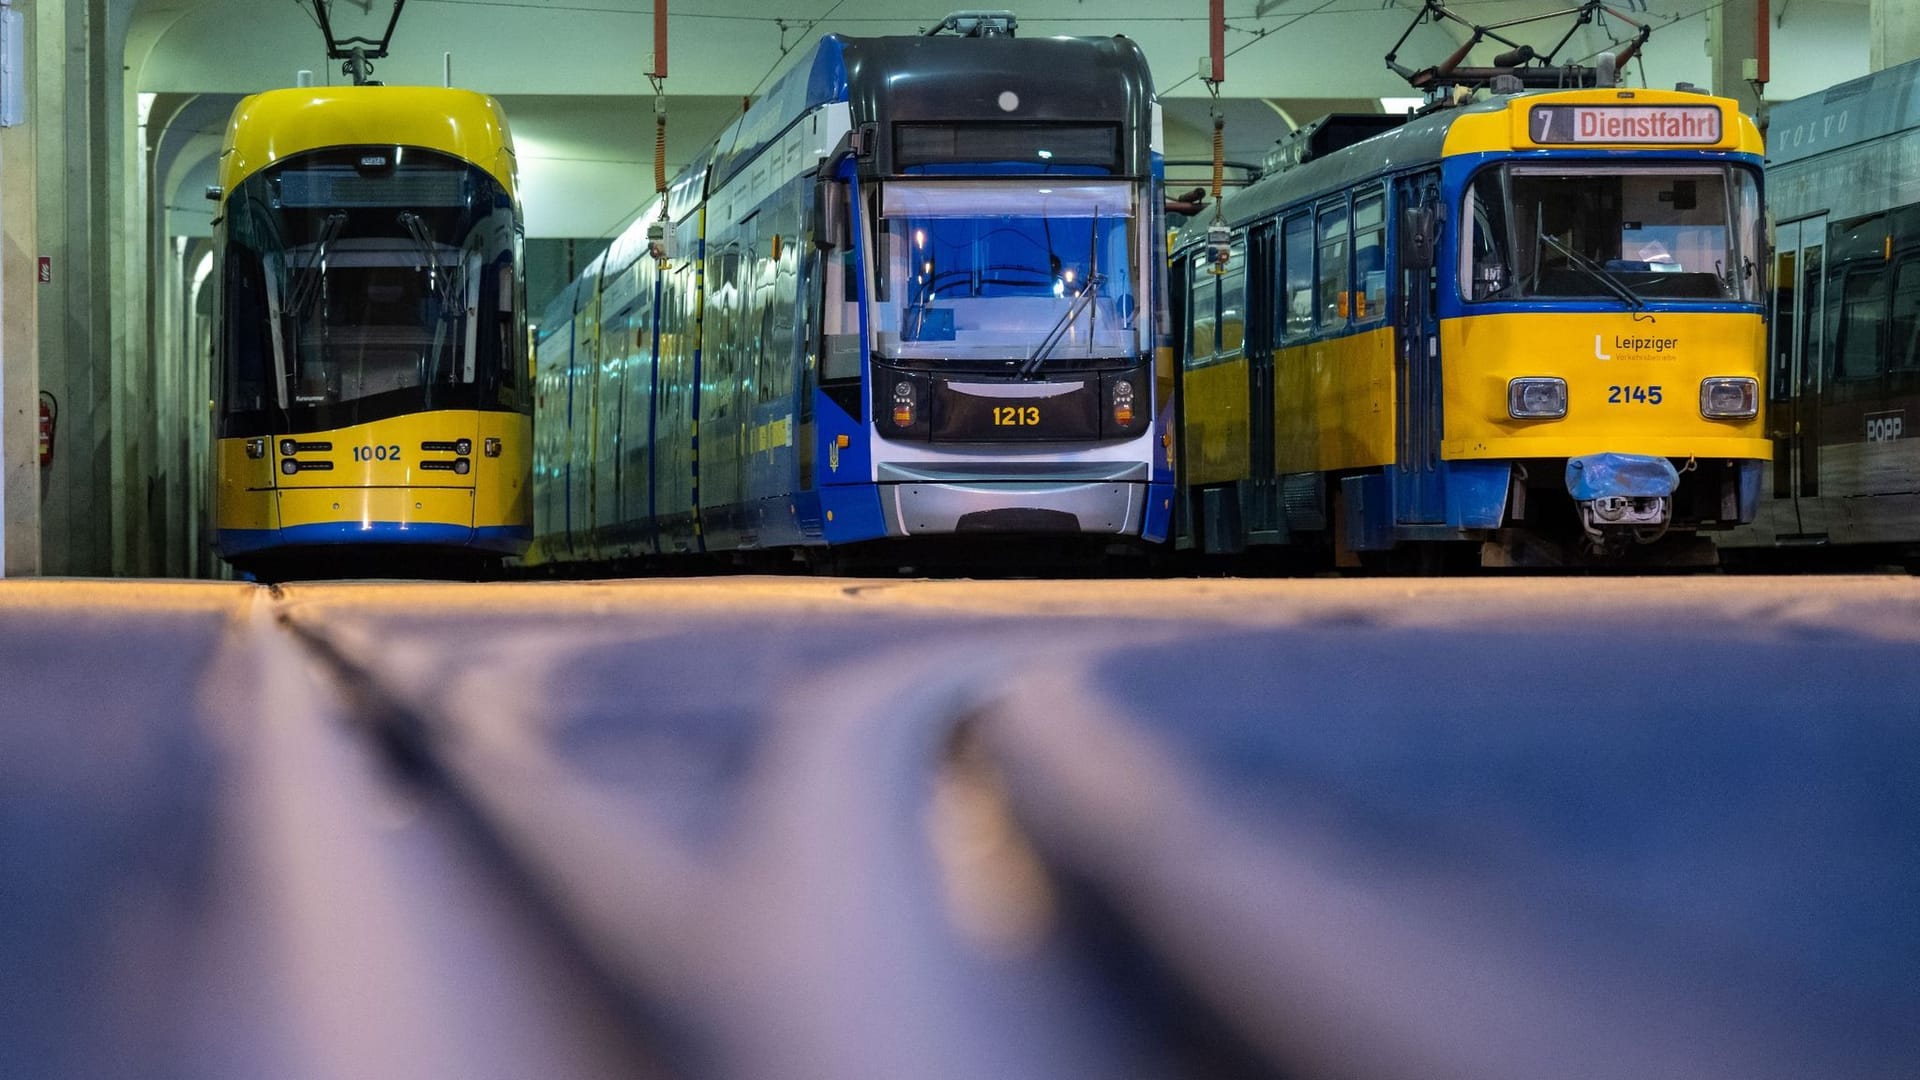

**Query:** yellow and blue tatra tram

left=528, top=14, right=1170, bottom=572
left=210, top=86, right=531, bottom=578
left=1172, top=82, right=1769, bottom=567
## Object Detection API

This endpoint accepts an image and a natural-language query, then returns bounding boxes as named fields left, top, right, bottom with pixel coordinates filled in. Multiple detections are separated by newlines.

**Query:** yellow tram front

left=1433, top=88, right=1771, bottom=561
left=210, top=87, right=531, bottom=575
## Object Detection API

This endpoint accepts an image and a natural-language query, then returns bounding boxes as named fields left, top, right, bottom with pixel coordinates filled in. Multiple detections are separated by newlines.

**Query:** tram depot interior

left=0, top=0, right=1910, bottom=577
left=6, top=8, right=1920, bottom=1079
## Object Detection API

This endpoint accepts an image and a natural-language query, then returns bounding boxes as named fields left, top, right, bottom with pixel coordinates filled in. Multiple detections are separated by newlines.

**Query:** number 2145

left=1607, top=385, right=1663, bottom=405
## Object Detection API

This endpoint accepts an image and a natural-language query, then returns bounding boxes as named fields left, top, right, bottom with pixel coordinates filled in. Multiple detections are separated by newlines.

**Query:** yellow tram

left=1173, top=83, right=1769, bottom=567
left=210, top=87, right=531, bottom=577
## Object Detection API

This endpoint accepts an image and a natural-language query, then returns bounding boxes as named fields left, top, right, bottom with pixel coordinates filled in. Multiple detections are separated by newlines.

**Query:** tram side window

left=1891, top=261, right=1920, bottom=372
left=821, top=245, right=861, bottom=382
left=1467, top=171, right=1511, bottom=300
left=1835, top=271, right=1887, bottom=381
left=1316, top=201, right=1350, bottom=330
left=1737, top=171, right=1765, bottom=303
left=1770, top=247, right=1797, bottom=402
left=1353, top=190, right=1386, bottom=322
left=1282, top=214, right=1312, bottom=339
left=222, top=256, right=271, bottom=416
left=1219, top=241, right=1247, bottom=357
left=1188, top=258, right=1218, bottom=365
left=495, top=262, right=520, bottom=398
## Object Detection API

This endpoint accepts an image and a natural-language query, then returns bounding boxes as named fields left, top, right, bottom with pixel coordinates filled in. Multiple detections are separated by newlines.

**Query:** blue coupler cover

left=1565, top=452, right=1680, bottom=501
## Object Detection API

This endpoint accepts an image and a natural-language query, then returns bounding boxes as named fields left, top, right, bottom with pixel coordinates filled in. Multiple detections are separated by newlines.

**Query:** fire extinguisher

left=38, top=391, right=56, bottom=467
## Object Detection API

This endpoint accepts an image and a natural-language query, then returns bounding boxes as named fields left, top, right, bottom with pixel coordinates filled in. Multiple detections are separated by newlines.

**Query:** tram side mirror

left=1402, top=205, right=1438, bottom=268
left=813, top=180, right=849, bottom=252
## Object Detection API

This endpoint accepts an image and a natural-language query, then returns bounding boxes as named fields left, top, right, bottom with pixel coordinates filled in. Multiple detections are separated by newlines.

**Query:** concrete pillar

left=193, top=257, right=213, bottom=578
left=1705, top=0, right=1765, bottom=118
left=1871, top=0, right=1920, bottom=70
left=185, top=236, right=214, bottom=576
left=1, top=0, right=40, bottom=576
left=33, top=0, right=146, bottom=576
left=107, top=1, right=149, bottom=576
left=33, top=0, right=99, bottom=575
left=144, top=94, right=221, bottom=578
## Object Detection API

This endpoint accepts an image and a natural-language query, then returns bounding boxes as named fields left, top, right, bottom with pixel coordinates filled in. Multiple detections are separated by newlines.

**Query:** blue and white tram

left=527, top=15, right=1171, bottom=569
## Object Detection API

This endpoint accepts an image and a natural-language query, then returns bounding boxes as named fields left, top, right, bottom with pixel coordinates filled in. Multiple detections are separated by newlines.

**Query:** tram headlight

left=1100, top=365, right=1152, bottom=436
left=874, top=368, right=930, bottom=440
left=891, top=380, right=916, bottom=428
left=1507, top=377, right=1567, bottom=419
left=1700, top=376, right=1758, bottom=419
left=1112, top=379, right=1135, bottom=427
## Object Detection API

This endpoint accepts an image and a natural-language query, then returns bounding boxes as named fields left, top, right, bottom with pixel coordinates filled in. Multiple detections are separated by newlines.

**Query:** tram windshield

left=1465, top=164, right=1763, bottom=304
left=870, top=179, right=1146, bottom=364
left=220, top=147, right=522, bottom=427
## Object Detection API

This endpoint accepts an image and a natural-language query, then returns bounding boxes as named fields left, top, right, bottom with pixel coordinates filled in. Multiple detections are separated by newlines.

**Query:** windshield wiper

left=1085, top=207, right=1100, bottom=341
left=906, top=269, right=947, bottom=339
left=284, top=212, right=346, bottom=319
left=400, top=211, right=474, bottom=393
left=399, top=211, right=464, bottom=316
left=1539, top=232, right=1653, bottom=321
left=1018, top=272, right=1104, bottom=379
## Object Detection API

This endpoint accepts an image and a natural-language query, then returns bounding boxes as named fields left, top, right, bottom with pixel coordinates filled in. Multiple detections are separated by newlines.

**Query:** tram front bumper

left=1566, top=452, right=1681, bottom=537
left=879, top=480, right=1148, bottom=536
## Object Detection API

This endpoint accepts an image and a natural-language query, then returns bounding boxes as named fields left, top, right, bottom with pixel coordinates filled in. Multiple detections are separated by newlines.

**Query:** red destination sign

left=1529, top=105, right=1723, bottom=145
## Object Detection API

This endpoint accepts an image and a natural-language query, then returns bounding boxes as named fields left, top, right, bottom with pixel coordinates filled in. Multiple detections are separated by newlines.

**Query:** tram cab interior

left=1465, top=166, right=1761, bottom=303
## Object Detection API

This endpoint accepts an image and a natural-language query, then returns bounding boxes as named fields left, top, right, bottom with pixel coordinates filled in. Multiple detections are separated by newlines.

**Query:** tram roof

left=1182, top=86, right=1758, bottom=247
left=704, top=30, right=1154, bottom=192
left=217, top=86, right=517, bottom=197
left=1765, top=55, right=1920, bottom=168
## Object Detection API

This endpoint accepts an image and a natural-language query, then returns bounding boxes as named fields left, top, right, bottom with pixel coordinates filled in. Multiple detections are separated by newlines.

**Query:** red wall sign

left=36, top=256, right=50, bottom=283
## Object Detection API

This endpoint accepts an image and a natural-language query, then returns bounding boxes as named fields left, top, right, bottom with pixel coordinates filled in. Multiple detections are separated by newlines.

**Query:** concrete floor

left=4, top=575, right=1917, bottom=1079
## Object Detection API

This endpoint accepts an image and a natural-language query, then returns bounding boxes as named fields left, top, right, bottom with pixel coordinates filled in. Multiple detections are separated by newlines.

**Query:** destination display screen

left=895, top=122, right=1121, bottom=171
left=279, top=169, right=469, bottom=208
left=1527, top=105, right=1722, bottom=145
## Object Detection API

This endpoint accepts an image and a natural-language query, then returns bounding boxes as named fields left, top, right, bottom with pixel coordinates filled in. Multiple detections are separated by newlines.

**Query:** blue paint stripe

left=216, top=522, right=532, bottom=556
left=214, top=530, right=289, bottom=557
left=472, top=524, right=535, bottom=554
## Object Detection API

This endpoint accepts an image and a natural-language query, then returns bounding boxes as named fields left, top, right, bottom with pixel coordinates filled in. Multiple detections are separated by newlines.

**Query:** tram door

left=1768, top=215, right=1827, bottom=535
left=1393, top=172, right=1444, bottom=524
left=1169, top=252, right=1194, bottom=548
left=1245, top=221, right=1281, bottom=539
